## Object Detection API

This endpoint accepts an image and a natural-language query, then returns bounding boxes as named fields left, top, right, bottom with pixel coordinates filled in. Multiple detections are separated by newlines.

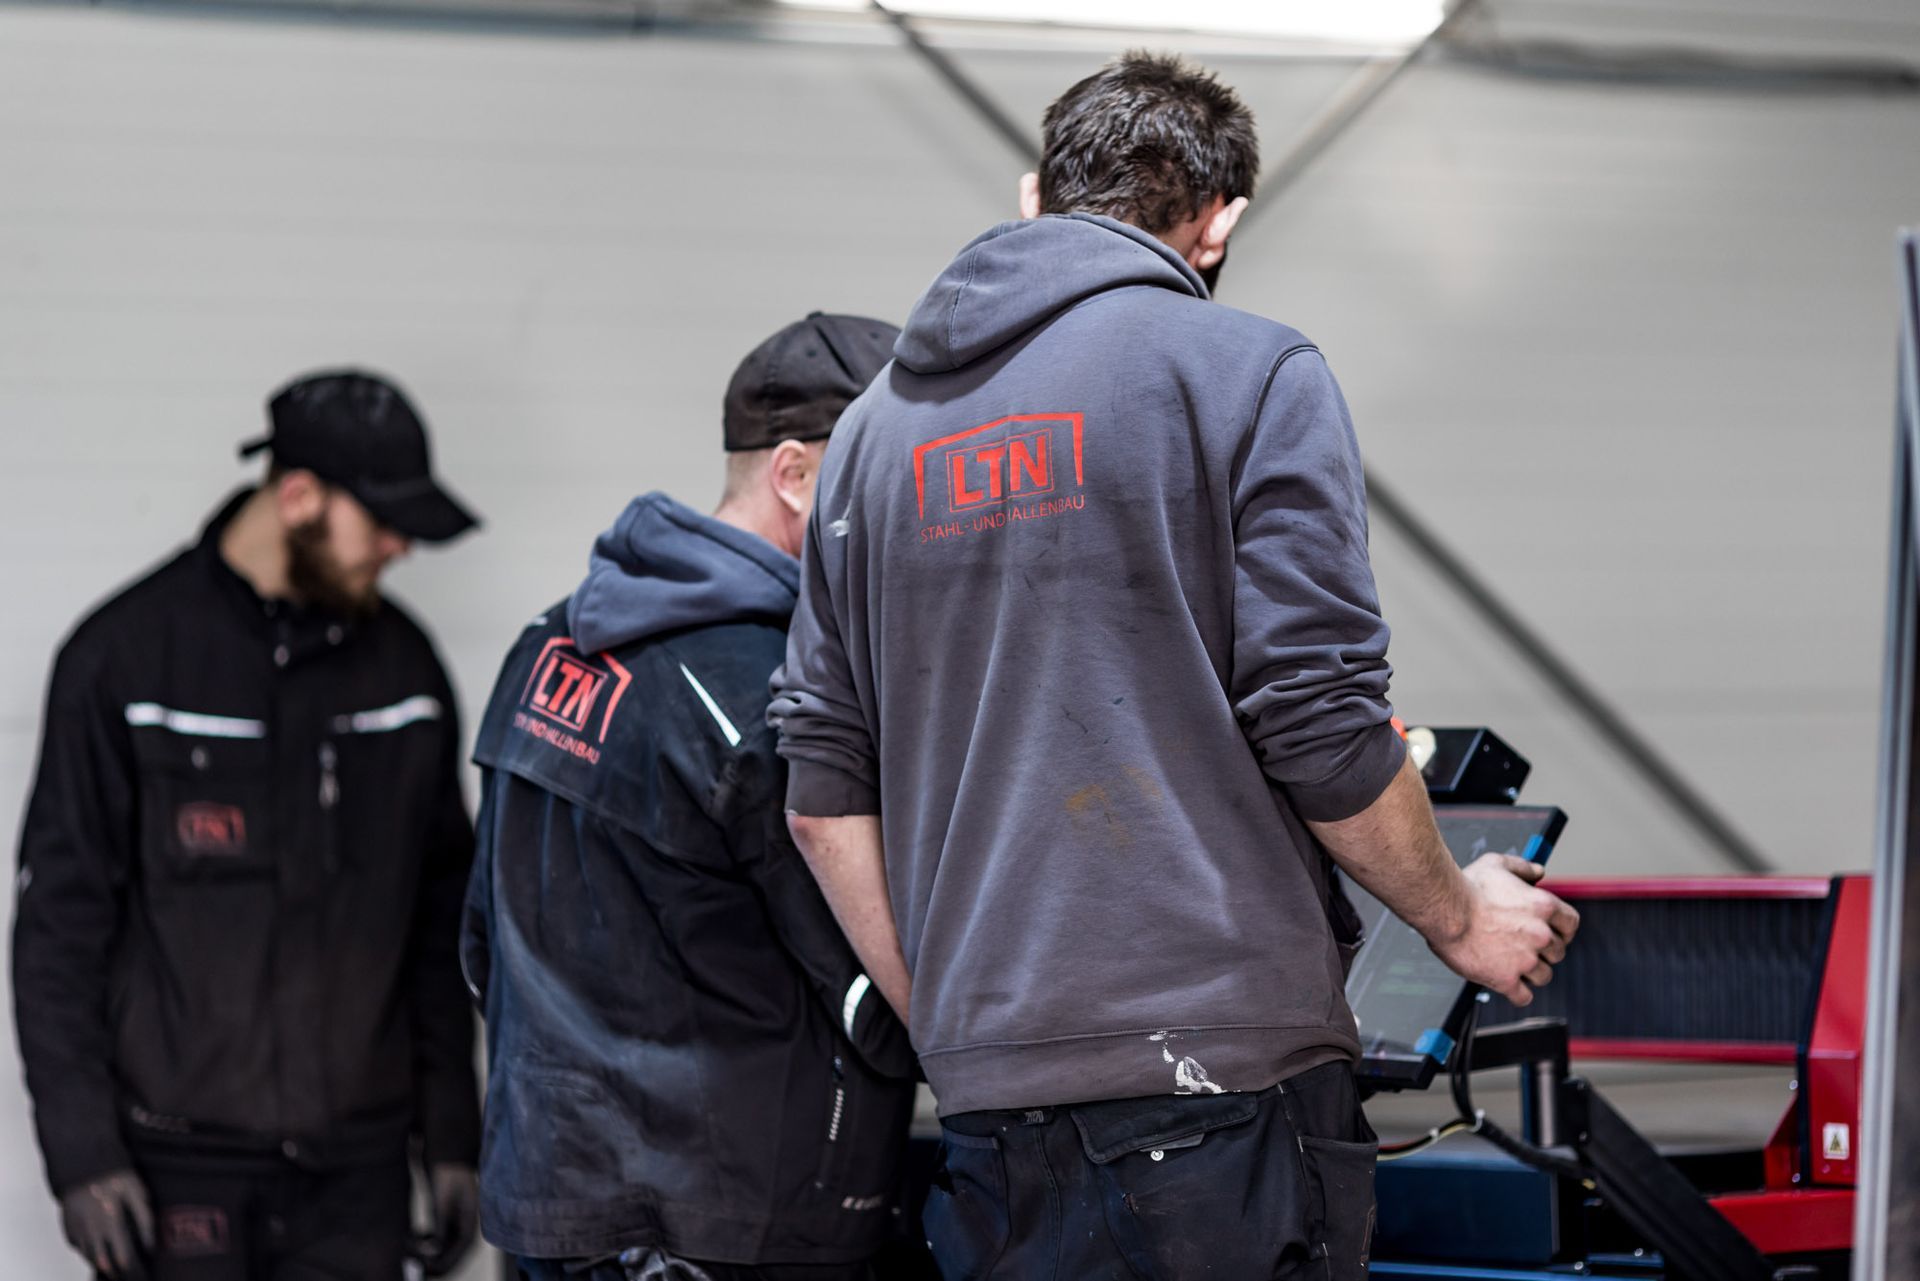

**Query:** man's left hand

left=409, top=1162, right=479, bottom=1276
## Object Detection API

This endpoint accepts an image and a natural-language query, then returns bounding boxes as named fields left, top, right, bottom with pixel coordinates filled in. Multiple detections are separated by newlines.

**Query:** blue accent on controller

left=1415, top=1027, right=1455, bottom=1064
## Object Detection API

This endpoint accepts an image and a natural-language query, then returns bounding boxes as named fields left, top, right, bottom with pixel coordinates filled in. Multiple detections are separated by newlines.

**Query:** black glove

left=408, top=1162, right=479, bottom=1277
left=59, top=1169, right=153, bottom=1279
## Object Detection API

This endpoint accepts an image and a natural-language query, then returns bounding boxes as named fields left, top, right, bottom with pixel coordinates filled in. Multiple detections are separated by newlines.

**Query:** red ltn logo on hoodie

left=912, top=413, right=1086, bottom=534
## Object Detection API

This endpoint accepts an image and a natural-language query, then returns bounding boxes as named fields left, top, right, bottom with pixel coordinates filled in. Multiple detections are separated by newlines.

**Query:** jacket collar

left=194, top=487, right=362, bottom=651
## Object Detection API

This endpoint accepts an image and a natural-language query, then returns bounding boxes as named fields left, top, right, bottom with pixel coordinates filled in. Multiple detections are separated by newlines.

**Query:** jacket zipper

left=814, top=1055, right=847, bottom=1190
left=828, top=1054, right=846, bottom=1143
left=318, top=741, right=339, bottom=873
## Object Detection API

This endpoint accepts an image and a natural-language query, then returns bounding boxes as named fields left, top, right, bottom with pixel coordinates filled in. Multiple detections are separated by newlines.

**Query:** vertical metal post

left=1529, top=1059, right=1561, bottom=1148
left=1516, top=1054, right=1564, bottom=1148
left=1856, top=231, right=1920, bottom=1281
left=1517, top=1062, right=1539, bottom=1144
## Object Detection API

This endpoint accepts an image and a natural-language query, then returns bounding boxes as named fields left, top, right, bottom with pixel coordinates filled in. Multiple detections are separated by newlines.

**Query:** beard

left=286, top=516, right=381, bottom=620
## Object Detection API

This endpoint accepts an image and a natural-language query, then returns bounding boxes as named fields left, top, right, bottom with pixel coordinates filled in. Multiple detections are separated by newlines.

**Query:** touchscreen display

left=1343, top=805, right=1566, bottom=1070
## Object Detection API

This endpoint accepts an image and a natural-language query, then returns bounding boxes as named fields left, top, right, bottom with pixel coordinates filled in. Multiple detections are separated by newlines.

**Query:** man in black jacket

left=461, top=313, right=916, bottom=1281
left=13, top=370, right=485, bottom=1280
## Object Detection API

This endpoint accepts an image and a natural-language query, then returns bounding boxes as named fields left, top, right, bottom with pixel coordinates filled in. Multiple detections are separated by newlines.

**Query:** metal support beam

left=1560, top=1076, right=1774, bottom=1281
left=1855, top=229, right=1920, bottom=1281
left=1366, top=473, right=1769, bottom=872
left=869, top=0, right=1039, bottom=165
left=1236, top=0, right=1481, bottom=229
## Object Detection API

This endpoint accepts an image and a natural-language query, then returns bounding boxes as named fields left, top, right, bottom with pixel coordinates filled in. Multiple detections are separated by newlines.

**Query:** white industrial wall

left=0, top=2, right=1916, bottom=1272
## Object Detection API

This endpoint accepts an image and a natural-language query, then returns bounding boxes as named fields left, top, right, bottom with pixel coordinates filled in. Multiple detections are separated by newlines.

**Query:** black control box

left=1409, top=726, right=1530, bottom=804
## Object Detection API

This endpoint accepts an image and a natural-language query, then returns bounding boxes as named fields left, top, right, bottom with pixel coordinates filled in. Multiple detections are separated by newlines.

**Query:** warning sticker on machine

left=1823, top=1122, right=1851, bottom=1161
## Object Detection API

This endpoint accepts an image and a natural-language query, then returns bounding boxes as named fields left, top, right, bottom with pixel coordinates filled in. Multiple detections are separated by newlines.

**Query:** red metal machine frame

left=1545, top=874, right=1870, bottom=1258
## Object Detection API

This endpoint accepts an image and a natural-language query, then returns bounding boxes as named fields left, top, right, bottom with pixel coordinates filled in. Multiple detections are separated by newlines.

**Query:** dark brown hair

left=1038, top=51, right=1259, bottom=234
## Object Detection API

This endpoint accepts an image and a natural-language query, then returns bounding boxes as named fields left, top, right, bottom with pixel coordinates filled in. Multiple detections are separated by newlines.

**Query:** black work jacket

left=12, top=491, right=481, bottom=1195
left=461, top=607, right=916, bottom=1266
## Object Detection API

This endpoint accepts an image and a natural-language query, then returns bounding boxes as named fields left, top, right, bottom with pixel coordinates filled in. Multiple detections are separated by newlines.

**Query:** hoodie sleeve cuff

left=785, top=758, right=881, bottom=817
left=1285, top=722, right=1407, bottom=823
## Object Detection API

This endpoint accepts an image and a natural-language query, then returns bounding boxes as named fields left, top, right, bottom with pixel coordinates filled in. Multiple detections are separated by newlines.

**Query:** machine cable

left=1446, top=1000, right=1595, bottom=1188
left=1376, top=1117, right=1477, bottom=1162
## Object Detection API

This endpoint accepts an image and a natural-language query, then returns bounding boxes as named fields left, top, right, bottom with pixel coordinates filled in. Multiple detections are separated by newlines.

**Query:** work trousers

left=125, top=1154, right=409, bottom=1280
left=923, top=1061, right=1377, bottom=1281
left=514, top=1251, right=872, bottom=1281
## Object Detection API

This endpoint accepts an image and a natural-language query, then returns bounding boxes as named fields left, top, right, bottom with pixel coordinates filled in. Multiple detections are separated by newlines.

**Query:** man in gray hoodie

left=771, top=54, right=1580, bottom=1279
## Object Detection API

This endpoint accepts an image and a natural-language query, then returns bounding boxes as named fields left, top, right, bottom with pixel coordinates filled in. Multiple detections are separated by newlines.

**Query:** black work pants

left=514, top=1252, right=871, bottom=1281
left=922, top=1061, right=1377, bottom=1281
left=126, top=1155, right=409, bottom=1280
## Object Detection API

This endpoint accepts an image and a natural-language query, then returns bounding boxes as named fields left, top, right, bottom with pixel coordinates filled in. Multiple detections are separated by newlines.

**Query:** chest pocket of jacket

left=322, top=694, right=446, bottom=873
left=132, top=731, right=275, bottom=881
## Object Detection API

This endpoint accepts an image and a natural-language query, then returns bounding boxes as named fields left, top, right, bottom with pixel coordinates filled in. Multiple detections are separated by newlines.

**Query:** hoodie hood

left=894, top=213, right=1208, bottom=375
left=566, top=492, right=799, bottom=654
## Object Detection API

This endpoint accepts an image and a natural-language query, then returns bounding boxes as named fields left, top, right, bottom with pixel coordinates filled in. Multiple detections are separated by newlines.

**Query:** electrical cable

left=1448, top=999, right=1596, bottom=1189
left=1378, top=1117, right=1478, bottom=1161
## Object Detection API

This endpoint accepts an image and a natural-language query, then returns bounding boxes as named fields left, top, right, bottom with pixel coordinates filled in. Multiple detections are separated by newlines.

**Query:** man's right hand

left=59, top=1169, right=153, bottom=1279
left=1429, top=853, right=1580, bottom=1006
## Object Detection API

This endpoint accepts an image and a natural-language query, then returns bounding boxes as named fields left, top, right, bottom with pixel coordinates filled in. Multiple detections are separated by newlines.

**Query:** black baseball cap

left=723, top=312, right=900, bottom=452
left=239, top=370, right=479, bottom=544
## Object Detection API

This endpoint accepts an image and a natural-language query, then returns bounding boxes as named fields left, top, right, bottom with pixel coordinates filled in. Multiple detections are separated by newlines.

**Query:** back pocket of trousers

left=1298, top=1135, right=1377, bottom=1281
left=923, top=1130, right=1009, bottom=1281
left=1071, top=1093, right=1304, bottom=1279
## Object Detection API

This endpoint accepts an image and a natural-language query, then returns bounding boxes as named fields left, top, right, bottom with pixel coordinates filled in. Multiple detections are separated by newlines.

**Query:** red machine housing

left=1545, top=874, right=1869, bottom=1258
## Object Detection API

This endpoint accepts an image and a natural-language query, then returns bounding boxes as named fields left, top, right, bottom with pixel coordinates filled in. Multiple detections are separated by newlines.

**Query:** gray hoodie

left=771, top=214, right=1404, bottom=1115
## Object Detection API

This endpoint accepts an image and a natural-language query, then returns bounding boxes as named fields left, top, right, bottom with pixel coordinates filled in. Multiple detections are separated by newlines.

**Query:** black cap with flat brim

left=723, top=312, right=901, bottom=451
left=239, top=369, right=480, bottom=544
left=341, top=472, right=481, bottom=544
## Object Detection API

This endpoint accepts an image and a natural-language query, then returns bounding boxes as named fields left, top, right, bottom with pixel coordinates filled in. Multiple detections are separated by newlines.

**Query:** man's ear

left=274, top=468, right=328, bottom=528
left=768, top=439, right=813, bottom=517
left=1194, top=196, right=1249, bottom=272
left=1018, top=172, right=1042, bottom=220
